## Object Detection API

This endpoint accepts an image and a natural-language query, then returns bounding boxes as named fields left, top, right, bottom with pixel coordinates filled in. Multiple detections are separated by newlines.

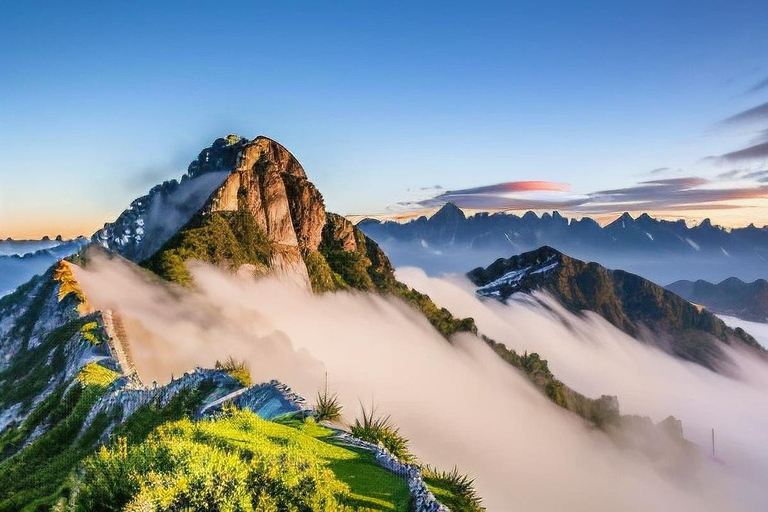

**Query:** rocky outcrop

left=80, top=368, right=242, bottom=441
left=132, top=135, right=405, bottom=293
left=199, top=379, right=311, bottom=419
left=205, top=137, right=326, bottom=288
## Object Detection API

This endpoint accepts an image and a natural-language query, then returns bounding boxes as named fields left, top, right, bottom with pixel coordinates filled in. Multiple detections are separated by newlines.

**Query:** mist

left=107, top=170, right=230, bottom=261
left=720, top=315, right=768, bottom=349
left=72, top=255, right=768, bottom=511
left=374, top=239, right=768, bottom=285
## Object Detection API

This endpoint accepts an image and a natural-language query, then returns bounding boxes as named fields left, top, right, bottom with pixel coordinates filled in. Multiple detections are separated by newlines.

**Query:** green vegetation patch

left=0, top=380, right=110, bottom=512
left=483, top=335, right=620, bottom=426
left=214, top=356, right=252, bottom=387
left=79, top=321, right=104, bottom=345
left=350, top=402, right=412, bottom=463
left=143, top=208, right=273, bottom=286
left=76, top=411, right=411, bottom=512
left=424, top=466, right=484, bottom=512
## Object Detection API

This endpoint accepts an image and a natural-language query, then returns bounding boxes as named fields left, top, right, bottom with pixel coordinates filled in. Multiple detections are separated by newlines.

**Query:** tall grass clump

left=350, top=401, right=411, bottom=462
left=215, top=356, right=252, bottom=387
left=315, top=375, right=343, bottom=423
left=423, top=465, right=485, bottom=512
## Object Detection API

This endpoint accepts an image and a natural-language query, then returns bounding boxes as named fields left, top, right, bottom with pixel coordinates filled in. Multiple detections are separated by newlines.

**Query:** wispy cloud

left=716, top=140, right=768, bottom=162
left=710, top=108, right=768, bottom=163
left=720, top=100, right=768, bottom=127
left=395, top=181, right=581, bottom=211
left=746, top=76, right=768, bottom=95
left=394, top=175, right=768, bottom=218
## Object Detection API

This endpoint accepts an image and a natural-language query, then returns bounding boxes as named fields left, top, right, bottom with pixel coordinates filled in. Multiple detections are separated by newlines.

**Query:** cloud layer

left=400, top=175, right=768, bottom=217
left=72, top=255, right=768, bottom=511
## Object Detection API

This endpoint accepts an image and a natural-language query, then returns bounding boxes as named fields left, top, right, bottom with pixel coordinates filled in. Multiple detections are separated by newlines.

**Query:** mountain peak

left=431, top=202, right=466, bottom=223
left=637, top=213, right=653, bottom=222
left=605, top=212, right=634, bottom=229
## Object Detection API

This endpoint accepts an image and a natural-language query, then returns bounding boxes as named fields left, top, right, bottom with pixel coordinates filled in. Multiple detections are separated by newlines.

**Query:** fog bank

left=72, top=256, right=766, bottom=511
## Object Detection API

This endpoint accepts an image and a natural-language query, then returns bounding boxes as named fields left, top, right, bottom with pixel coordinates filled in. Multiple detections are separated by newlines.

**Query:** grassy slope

left=143, top=208, right=272, bottom=285
left=254, top=415, right=411, bottom=511
left=78, top=410, right=411, bottom=512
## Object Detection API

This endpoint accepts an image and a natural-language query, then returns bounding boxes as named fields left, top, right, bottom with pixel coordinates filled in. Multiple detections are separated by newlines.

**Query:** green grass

left=143, top=208, right=273, bottom=286
left=76, top=411, right=411, bottom=512
left=292, top=418, right=411, bottom=511
left=423, top=466, right=484, bottom=512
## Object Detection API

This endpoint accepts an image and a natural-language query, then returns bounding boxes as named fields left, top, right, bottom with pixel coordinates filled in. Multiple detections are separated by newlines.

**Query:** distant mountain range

left=468, top=246, right=763, bottom=372
left=0, top=236, right=66, bottom=256
left=0, top=237, right=89, bottom=296
left=667, top=278, right=768, bottom=323
left=358, top=203, right=768, bottom=284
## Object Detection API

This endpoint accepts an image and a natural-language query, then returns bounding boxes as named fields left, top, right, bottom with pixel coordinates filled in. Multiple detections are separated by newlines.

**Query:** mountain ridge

left=358, top=202, right=768, bottom=283
left=667, top=277, right=768, bottom=323
left=468, top=246, right=763, bottom=372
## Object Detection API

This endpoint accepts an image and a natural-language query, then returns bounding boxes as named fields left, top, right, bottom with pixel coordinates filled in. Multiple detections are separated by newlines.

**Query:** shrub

left=315, top=386, right=343, bottom=423
left=215, top=356, right=252, bottom=387
left=75, top=414, right=351, bottom=512
left=80, top=321, right=103, bottom=345
left=77, top=362, right=120, bottom=388
left=350, top=401, right=411, bottom=462
left=423, top=465, right=484, bottom=512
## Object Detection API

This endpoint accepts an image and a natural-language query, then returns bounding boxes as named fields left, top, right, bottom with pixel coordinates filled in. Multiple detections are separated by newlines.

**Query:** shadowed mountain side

left=667, top=278, right=768, bottom=323
left=468, top=246, right=763, bottom=372
left=358, top=205, right=768, bottom=284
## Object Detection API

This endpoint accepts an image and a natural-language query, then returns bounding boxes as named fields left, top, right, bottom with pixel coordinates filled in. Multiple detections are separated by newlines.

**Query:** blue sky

left=1, top=0, right=768, bottom=237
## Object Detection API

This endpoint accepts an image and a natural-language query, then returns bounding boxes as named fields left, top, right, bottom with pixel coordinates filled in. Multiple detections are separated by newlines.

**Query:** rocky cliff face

left=0, top=262, right=123, bottom=437
left=205, top=136, right=326, bottom=288
left=102, top=135, right=378, bottom=291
